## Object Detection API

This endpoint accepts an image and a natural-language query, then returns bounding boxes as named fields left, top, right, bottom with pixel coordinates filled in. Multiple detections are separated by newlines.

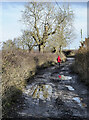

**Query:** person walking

left=57, top=56, right=61, bottom=67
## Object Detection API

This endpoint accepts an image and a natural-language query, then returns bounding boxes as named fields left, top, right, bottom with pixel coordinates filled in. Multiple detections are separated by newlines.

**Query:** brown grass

left=73, top=47, right=89, bottom=85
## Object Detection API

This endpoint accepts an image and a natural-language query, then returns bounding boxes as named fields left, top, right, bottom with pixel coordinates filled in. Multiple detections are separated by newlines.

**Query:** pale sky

left=0, top=2, right=87, bottom=49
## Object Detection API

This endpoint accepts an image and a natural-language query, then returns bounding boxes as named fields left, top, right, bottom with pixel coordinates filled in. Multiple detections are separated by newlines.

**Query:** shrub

left=73, top=48, right=89, bottom=85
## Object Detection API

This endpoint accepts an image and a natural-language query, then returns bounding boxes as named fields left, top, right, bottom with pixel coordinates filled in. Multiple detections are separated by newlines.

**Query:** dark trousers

left=58, top=62, right=60, bottom=67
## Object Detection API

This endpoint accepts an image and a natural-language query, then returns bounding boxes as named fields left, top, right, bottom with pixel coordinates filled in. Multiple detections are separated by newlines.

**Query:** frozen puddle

left=24, top=84, right=52, bottom=101
left=66, top=85, right=75, bottom=91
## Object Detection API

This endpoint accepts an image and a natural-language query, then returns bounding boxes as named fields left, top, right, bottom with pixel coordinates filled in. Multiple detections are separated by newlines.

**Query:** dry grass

left=73, top=48, right=89, bottom=85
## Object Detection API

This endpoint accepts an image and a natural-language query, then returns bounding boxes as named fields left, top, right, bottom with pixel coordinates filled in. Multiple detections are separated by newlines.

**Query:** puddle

left=65, top=71, right=69, bottom=74
left=73, top=97, right=86, bottom=107
left=18, top=112, right=27, bottom=116
left=60, top=72, right=64, bottom=74
left=67, top=58, right=75, bottom=60
left=61, top=67, right=65, bottom=70
left=59, top=75, right=72, bottom=80
left=24, top=84, right=52, bottom=101
left=66, top=85, right=75, bottom=91
left=51, top=67, right=56, bottom=70
left=61, top=67, right=69, bottom=71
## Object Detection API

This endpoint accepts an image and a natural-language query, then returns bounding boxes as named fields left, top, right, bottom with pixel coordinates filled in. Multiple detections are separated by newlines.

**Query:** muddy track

left=9, top=58, right=89, bottom=120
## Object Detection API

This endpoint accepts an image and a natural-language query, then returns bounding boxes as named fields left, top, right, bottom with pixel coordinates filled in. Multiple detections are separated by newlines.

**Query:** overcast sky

left=0, top=2, right=87, bottom=49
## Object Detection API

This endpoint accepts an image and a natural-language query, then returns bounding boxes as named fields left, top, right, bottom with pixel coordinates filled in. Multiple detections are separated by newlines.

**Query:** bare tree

left=21, top=30, right=37, bottom=52
left=46, top=4, right=75, bottom=53
left=21, top=2, right=74, bottom=53
left=13, top=38, right=21, bottom=49
left=2, top=40, right=16, bottom=50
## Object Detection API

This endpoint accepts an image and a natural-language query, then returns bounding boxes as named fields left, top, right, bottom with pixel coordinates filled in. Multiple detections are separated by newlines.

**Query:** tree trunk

left=28, top=48, right=31, bottom=53
left=40, top=45, right=44, bottom=53
left=22, top=45, right=24, bottom=50
left=27, top=45, right=31, bottom=53
left=38, top=44, right=41, bottom=52
left=55, top=47, right=59, bottom=54
left=59, top=45, right=62, bottom=53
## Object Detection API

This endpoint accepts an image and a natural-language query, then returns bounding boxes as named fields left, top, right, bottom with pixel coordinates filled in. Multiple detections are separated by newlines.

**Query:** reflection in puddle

left=51, top=67, right=56, bottom=70
left=66, top=85, right=75, bottom=91
left=67, top=58, right=75, bottom=60
left=60, top=75, right=72, bottom=80
left=25, top=84, right=52, bottom=101
left=60, top=72, right=63, bottom=74
left=73, top=97, right=86, bottom=107
left=61, top=67, right=65, bottom=70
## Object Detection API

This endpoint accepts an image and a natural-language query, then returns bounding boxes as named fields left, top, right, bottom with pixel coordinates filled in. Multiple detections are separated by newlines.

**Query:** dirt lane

left=10, top=58, right=89, bottom=119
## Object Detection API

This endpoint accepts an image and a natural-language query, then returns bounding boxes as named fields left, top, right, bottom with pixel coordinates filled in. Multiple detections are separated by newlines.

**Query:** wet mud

left=9, top=58, right=89, bottom=120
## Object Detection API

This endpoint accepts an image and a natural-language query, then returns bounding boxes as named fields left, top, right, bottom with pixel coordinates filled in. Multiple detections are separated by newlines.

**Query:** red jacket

left=57, top=56, right=61, bottom=63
